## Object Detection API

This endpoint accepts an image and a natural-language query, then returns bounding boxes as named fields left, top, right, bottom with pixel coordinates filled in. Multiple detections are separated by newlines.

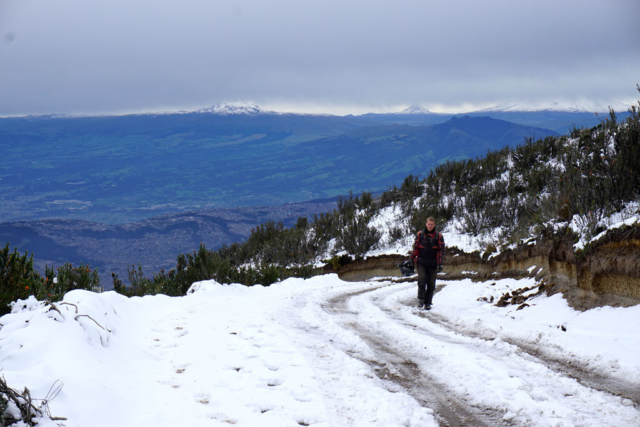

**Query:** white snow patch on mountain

left=196, top=101, right=266, bottom=115
left=400, top=105, right=432, bottom=114
left=475, top=100, right=631, bottom=114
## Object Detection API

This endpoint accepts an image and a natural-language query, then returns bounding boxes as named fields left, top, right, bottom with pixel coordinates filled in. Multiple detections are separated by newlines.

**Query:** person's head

left=426, top=217, right=436, bottom=231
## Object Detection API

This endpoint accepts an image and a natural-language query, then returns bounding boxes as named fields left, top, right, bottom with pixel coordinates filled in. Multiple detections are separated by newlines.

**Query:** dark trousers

left=417, top=264, right=437, bottom=305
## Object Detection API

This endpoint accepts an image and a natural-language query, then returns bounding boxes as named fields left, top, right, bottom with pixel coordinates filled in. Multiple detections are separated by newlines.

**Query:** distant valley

left=0, top=199, right=336, bottom=288
left=0, top=110, right=563, bottom=224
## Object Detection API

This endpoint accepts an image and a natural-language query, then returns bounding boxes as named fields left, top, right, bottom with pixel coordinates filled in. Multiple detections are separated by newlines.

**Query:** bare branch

left=44, top=301, right=63, bottom=317
left=74, top=314, right=112, bottom=333
left=59, top=302, right=79, bottom=313
left=0, top=376, right=43, bottom=426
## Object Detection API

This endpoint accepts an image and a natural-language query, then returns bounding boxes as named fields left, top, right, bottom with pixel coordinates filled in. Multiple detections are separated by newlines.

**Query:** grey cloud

left=0, top=0, right=638, bottom=115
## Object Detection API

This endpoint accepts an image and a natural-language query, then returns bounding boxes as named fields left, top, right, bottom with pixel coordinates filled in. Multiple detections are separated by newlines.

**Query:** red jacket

left=411, top=229, right=444, bottom=267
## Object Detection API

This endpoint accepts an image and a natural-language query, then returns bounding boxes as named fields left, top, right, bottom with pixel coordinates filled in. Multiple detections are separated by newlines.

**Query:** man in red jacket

left=411, top=217, right=444, bottom=310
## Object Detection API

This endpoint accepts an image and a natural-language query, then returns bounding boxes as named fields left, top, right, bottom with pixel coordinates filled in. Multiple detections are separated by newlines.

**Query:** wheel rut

left=422, top=284, right=639, bottom=406
left=324, top=286, right=508, bottom=427
left=324, top=282, right=639, bottom=426
left=423, top=309, right=640, bottom=406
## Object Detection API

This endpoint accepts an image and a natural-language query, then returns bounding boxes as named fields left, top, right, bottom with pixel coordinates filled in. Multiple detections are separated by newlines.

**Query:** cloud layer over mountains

left=1, top=0, right=638, bottom=116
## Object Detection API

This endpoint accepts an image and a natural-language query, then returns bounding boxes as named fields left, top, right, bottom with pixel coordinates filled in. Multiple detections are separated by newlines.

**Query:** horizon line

left=1, top=98, right=636, bottom=119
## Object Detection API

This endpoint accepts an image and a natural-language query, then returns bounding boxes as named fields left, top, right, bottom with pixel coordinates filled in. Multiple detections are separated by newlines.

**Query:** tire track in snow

left=324, top=285, right=506, bottom=427
left=324, top=282, right=640, bottom=426
left=423, top=309, right=640, bottom=406
left=392, top=283, right=640, bottom=406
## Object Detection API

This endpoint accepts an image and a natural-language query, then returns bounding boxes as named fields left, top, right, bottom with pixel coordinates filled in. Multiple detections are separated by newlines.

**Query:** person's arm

left=437, top=233, right=445, bottom=270
left=411, top=231, right=422, bottom=261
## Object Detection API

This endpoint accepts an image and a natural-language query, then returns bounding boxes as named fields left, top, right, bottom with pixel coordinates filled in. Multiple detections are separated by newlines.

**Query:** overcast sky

left=1, top=0, right=638, bottom=116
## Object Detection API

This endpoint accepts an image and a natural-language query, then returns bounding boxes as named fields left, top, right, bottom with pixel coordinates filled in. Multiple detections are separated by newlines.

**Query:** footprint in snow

left=174, top=363, right=190, bottom=374
left=207, top=412, right=238, bottom=424
left=194, top=392, right=210, bottom=405
left=157, top=378, right=181, bottom=389
left=266, top=377, right=283, bottom=387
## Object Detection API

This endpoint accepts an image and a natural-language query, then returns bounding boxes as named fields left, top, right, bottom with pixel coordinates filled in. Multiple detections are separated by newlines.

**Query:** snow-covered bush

left=336, top=213, right=381, bottom=258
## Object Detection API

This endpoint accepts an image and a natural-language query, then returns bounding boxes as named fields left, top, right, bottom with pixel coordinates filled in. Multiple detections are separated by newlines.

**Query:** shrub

left=357, top=191, right=374, bottom=212
left=54, top=263, right=101, bottom=294
left=337, top=213, right=381, bottom=257
left=0, top=244, right=101, bottom=315
left=389, top=225, right=405, bottom=242
left=0, top=244, right=43, bottom=315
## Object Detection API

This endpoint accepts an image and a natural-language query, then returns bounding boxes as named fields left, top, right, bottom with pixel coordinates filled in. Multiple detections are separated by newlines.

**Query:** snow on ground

left=362, top=203, right=492, bottom=259
left=367, top=205, right=414, bottom=257
left=1, top=275, right=639, bottom=426
left=571, top=201, right=640, bottom=251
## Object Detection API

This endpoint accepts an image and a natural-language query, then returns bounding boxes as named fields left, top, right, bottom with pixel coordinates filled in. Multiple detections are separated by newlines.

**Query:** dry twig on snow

left=74, top=314, right=112, bottom=332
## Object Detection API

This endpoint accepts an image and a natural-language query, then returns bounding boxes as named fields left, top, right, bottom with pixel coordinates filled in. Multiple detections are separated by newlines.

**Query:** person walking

left=411, top=217, right=444, bottom=310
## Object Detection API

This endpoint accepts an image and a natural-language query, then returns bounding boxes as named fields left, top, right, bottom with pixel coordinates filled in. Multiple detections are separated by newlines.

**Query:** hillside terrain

left=1, top=102, right=638, bottom=426
left=0, top=110, right=556, bottom=286
left=0, top=112, right=363, bottom=224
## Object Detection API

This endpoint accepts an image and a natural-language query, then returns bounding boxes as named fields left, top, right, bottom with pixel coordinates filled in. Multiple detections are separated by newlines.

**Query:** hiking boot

left=424, top=304, right=432, bottom=310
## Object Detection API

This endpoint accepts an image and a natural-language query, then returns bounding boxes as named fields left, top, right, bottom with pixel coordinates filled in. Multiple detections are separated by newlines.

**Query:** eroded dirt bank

left=323, top=226, right=640, bottom=310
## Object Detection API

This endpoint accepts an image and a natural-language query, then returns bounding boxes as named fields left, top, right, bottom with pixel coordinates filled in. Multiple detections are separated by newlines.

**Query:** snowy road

left=322, top=285, right=503, bottom=426
left=276, top=277, right=640, bottom=426
left=2, top=275, right=640, bottom=426
left=324, top=284, right=505, bottom=426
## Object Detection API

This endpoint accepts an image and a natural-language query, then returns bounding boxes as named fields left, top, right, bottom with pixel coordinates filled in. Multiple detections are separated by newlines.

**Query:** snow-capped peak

left=197, top=101, right=264, bottom=115
left=475, top=100, right=629, bottom=114
left=400, top=105, right=432, bottom=114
